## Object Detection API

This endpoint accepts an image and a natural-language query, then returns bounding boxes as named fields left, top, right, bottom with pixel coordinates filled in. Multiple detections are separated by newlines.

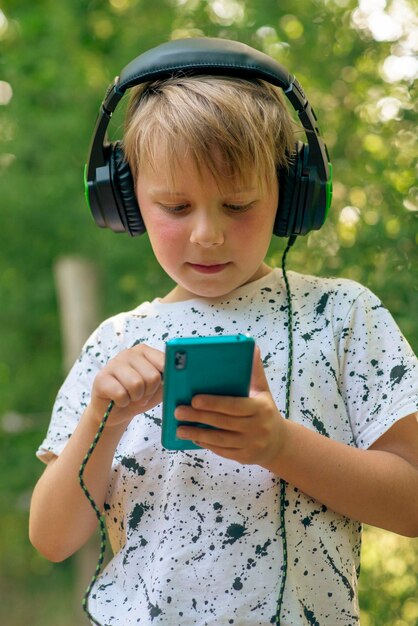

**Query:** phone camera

left=174, top=351, right=187, bottom=370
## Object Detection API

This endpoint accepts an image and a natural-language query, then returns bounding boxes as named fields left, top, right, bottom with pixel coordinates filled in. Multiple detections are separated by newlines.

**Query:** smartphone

left=162, top=334, right=255, bottom=450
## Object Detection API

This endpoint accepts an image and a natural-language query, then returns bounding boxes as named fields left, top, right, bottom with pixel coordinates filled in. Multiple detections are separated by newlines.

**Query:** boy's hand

left=175, top=347, right=287, bottom=468
left=90, top=344, right=165, bottom=428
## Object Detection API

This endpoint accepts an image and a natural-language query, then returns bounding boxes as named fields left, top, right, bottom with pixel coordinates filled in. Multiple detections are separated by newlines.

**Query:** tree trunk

left=54, top=256, right=103, bottom=624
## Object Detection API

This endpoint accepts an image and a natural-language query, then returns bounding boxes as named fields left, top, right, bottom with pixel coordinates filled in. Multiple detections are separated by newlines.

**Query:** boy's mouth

left=187, top=262, right=231, bottom=274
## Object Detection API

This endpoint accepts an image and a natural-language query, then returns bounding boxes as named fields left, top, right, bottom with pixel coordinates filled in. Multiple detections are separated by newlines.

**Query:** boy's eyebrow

left=149, top=188, right=257, bottom=196
left=149, top=190, right=188, bottom=196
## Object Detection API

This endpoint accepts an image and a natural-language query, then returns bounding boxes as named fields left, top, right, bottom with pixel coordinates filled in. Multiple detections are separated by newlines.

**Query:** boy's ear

left=110, top=141, right=146, bottom=236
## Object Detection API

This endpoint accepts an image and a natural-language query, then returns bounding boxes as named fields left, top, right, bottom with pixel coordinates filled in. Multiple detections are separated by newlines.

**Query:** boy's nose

left=189, top=212, right=225, bottom=247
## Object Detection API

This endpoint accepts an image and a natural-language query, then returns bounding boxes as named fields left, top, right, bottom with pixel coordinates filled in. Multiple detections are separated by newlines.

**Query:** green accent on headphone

left=325, top=162, right=333, bottom=219
left=84, top=163, right=91, bottom=211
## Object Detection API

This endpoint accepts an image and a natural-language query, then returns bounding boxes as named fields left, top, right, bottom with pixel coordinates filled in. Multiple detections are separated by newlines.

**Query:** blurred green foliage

left=0, top=0, right=417, bottom=624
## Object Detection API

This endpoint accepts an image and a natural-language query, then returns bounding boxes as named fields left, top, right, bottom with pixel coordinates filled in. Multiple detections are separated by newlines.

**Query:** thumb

left=250, top=346, right=270, bottom=396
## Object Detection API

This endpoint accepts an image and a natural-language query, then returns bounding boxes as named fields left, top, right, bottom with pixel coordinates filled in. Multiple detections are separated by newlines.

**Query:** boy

left=30, top=38, right=418, bottom=625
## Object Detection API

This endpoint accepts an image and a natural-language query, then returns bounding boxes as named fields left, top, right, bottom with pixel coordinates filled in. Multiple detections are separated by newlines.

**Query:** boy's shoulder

left=283, top=270, right=383, bottom=329
left=287, top=270, right=369, bottom=303
left=83, top=300, right=156, bottom=351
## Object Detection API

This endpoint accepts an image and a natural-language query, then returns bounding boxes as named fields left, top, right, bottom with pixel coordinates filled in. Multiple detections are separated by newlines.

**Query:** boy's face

left=136, top=150, right=278, bottom=302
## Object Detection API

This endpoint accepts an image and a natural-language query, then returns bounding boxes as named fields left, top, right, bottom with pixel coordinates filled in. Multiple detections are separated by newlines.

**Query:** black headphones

left=85, top=37, right=333, bottom=238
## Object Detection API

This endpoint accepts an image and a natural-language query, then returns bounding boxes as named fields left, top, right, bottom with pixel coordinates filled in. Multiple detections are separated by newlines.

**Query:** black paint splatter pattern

left=37, top=270, right=418, bottom=625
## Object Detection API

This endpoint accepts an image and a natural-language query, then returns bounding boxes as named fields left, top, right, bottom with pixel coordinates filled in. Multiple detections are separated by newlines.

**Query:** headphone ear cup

left=111, top=141, right=146, bottom=236
left=274, top=142, right=304, bottom=237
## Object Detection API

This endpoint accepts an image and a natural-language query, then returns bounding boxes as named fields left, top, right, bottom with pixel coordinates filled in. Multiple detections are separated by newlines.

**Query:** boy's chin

left=164, top=265, right=271, bottom=302
left=164, top=279, right=234, bottom=302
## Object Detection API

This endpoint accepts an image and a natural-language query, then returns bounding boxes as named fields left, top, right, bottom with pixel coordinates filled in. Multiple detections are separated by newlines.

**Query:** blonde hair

left=123, top=74, right=296, bottom=192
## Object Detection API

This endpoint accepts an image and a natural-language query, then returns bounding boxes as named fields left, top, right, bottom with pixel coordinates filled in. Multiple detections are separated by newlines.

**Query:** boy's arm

left=265, top=411, right=418, bottom=537
left=30, top=344, right=164, bottom=562
left=176, top=352, right=418, bottom=537
left=29, top=406, right=127, bottom=562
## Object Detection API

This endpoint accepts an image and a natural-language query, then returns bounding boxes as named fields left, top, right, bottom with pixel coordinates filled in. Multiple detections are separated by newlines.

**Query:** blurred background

left=0, top=0, right=417, bottom=624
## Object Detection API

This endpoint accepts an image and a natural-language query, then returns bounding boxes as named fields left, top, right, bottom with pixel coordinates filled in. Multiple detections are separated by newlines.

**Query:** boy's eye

left=157, top=201, right=256, bottom=213
left=158, top=203, right=189, bottom=213
left=225, top=202, right=255, bottom=212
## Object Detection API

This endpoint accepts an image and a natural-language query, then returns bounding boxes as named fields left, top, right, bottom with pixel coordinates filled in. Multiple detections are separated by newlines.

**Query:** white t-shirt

left=37, top=269, right=418, bottom=625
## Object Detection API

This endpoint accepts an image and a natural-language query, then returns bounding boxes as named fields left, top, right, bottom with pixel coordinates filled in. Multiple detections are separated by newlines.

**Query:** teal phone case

left=161, top=334, right=255, bottom=450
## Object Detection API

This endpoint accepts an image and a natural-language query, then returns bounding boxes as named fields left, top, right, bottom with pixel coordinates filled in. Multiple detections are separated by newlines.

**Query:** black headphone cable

left=275, top=233, right=297, bottom=624
left=79, top=400, right=114, bottom=626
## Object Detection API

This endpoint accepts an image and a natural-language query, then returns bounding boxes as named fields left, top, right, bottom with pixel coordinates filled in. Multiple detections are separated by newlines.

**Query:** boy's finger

left=250, top=346, right=270, bottom=395
left=175, top=406, right=250, bottom=432
left=190, top=394, right=258, bottom=416
left=131, top=344, right=165, bottom=374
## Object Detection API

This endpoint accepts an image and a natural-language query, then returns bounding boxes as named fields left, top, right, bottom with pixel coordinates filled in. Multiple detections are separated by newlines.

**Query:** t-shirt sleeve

left=36, top=322, right=114, bottom=464
left=337, top=286, right=418, bottom=449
